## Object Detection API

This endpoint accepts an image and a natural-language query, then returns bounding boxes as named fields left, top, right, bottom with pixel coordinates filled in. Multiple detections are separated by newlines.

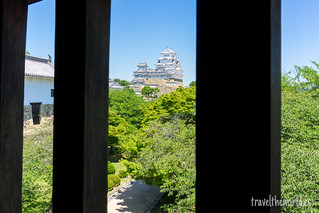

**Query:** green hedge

left=281, top=90, right=319, bottom=212
left=108, top=178, right=115, bottom=190
left=108, top=161, right=115, bottom=174
left=108, top=174, right=121, bottom=185
left=118, top=170, right=128, bottom=178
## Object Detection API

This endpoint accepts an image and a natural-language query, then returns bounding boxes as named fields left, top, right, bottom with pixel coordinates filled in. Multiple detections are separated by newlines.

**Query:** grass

left=23, top=117, right=53, bottom=212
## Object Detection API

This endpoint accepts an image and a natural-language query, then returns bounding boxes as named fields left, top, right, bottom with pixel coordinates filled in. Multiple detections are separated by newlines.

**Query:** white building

left=24, top=55, right=54, bottom=123
left=109, top=78, right=125, bottom=90
left=133, top=47, right=184, bottom=83
left=24, top=54, right=54, bottom=105
left=131, top=48, right=184, bottom=95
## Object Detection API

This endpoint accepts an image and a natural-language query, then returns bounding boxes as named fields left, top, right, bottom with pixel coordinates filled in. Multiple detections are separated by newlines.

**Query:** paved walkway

left=108, top=180, right=162, bottom=213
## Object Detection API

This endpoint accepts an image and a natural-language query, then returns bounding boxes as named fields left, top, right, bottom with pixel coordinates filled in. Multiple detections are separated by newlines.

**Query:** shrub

left=281, top=89, right=319, bottom=212
left=108, top=178, right=115, bottom=190
left=108, top=161, right=115, bottom=174
left=118, top=170, right=128, bottom=178
left=108, top=174, right=121, bottom=185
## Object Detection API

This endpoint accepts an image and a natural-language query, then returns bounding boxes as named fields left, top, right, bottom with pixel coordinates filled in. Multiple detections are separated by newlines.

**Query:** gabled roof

left=25, top=55, right=54, bottom=79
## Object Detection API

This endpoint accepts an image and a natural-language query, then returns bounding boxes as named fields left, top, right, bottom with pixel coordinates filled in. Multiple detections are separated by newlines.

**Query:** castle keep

left=131, top=47, right=184, bottom=95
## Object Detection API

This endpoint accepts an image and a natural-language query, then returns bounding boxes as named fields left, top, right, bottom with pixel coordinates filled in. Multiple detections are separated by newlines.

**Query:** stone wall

left=133, top=78, right=184, bottom=96
left=24, top=104, right=54, bottom=122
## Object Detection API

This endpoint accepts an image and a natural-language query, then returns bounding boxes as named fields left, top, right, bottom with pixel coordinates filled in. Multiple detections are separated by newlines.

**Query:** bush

left=281, top=89, right=319, bottom=212
left=108, top=174, right=121, bottom=185
left=108, top=178, right=115, bottom=190
left=108, top=161, right=115, bottom=174
left=118, top=170, right=128, bottom=178
left=281, top=89, right=319, bottom=149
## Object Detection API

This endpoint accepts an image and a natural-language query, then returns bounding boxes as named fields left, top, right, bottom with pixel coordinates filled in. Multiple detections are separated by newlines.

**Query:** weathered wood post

left=196, top=0, right=281, bottom=212
left=0, top=0, right=28, bottom=212
left=53, top=0, right=110, bottom=212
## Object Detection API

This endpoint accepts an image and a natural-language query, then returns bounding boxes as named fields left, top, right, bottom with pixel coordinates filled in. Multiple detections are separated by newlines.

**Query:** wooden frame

left=53, top=0, right=110, bottom=211
left=196, top=1, right=281, bottom=212
left=0, top=0, right=28, bottom=211
left=0, top=0, right=281, bottom=212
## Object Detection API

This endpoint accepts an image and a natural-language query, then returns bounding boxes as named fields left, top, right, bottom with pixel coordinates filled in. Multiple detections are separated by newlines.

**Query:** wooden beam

left=0, top=0, right=28, bottom=212
left=53, top=0, right=110, bottom=212
left=28, top=0, right=42, bottom=5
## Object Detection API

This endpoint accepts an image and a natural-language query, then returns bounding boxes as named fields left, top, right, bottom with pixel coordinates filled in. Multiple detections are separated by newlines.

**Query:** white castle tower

left=131, top=48, right=184, bottom=95
left=155, top=47, right=184, bottom=82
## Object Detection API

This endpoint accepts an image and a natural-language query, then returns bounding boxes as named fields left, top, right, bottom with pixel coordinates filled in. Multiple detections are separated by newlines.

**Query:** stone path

left=108, top=180, right=162, bottom=213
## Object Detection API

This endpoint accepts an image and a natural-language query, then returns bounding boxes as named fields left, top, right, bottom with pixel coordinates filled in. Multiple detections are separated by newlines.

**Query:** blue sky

left=282, top=0, right=319, bottom=73
left=26, top=0, right=196, bottom=86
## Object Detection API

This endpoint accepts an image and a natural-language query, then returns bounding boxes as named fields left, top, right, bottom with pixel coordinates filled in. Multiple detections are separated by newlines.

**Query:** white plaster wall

left=24, top=76, right=54, bottom=105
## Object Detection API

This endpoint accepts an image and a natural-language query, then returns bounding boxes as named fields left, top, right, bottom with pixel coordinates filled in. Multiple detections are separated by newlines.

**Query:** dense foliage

left=281, top=90, right=319, bottom=212
left=109, top=87, right=146, bottom=128
left=22, top=86, right=196, bottom=212
left=141, top=86, right=196, bottom=125
left=119, top=86, right=196, bottom=212
left=281, top=64, right=319, bottom=212
left=134, top=119, right=196, bottom=212
left=108, top=109, right=138, bottom=156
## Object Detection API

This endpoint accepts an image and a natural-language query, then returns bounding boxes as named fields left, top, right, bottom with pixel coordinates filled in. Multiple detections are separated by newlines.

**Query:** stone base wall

left=24, top=104, right=54, bottom=122
left=133, top=78, right=184, bottom=96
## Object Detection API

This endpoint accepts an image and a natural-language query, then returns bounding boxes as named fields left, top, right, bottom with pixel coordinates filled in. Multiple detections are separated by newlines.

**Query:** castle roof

left=137, top=62, right=148, bottom=67
left=25, top=55, right=54, bottom=79
left=160, top=47, right=176, bottom=55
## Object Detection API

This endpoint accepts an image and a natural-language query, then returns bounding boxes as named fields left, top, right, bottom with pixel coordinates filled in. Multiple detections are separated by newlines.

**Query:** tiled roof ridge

left=25, top=54, right=52, bottom=64
left=25, top=54, right=54, bottom=79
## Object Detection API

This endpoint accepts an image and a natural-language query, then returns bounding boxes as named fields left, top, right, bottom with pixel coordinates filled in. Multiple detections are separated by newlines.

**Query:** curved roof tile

left=25, top=55, right=54, bottom=79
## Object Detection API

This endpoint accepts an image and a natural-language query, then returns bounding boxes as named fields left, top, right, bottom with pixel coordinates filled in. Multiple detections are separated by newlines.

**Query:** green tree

left=281, top=70, right=301, bottom=92
left=189, top=81, right=196, bottom=87
left=134, top=119, right=196, bottom=212
left=141, top=86, right=196, bottom=125
left=293, top=61, right=319, bottom=91
left=114, top=78, right=130, bottom=86
left=152, top=87, right=160, bottom=97
left=108, top=109, right=138, bottom=156
left=141, top=85, right=160, bottom=97
left=109, top=87, right=146, bottom=128
left=141, top=85, right=153, bottom=96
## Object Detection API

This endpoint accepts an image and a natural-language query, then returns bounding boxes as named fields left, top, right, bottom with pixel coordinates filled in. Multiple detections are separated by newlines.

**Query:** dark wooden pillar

left=53, top=0, right=110, bottom=212
left=0, top=0, right=28, bottom=212
left=270, top=1, right=281, bottom=213
left=196, top=1, right=281, bottom=212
